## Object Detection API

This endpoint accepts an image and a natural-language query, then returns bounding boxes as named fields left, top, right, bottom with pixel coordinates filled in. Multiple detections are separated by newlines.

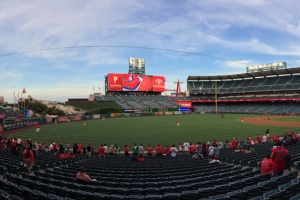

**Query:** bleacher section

left=188, top=74, right=300, bottom=94
left=194, top=103, right=300, bottom=114
left=98, top=96, right=181, bottom=109
left=1, top=140, right=300, bottom=199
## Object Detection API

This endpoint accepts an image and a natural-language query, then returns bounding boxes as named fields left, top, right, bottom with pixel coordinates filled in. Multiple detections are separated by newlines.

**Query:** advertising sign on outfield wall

left=122, top=113, right=132, bottom=117
left=58, top=116, right=68, bottom=122
left=71, top=116, right=81, bottom=121
left=174, top=111, right=183, bottom=115
left=111, top=113, right=122, bottom=117
left=93, top=114, right=101, bottom=119
left=165, top=111, right=173, bottom=115
left=154, top=112, right=164, bottom=116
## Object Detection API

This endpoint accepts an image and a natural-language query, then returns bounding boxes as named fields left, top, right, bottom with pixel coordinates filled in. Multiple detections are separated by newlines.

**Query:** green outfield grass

left=66, top=101, right=122, bottom=110
left=8, top=114, right=300, bottom=148
left=272, top=116, right=300, bottom=122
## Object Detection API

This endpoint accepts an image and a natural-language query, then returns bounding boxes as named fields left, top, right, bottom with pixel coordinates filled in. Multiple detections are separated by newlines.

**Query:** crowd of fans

left=0, top=130, right=298, bottom=182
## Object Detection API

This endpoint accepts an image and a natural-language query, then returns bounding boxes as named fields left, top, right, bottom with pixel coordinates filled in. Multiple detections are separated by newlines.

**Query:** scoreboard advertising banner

left=108, top=73, right=165, bottom=92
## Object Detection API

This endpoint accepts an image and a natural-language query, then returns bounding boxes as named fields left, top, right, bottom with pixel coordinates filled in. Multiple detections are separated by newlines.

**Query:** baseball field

left=7, top=114, right=300, bottom=148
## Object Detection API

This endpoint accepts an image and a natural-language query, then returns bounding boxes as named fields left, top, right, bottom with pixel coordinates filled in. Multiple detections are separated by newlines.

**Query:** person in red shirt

left=272, top=141, right=286, bottom=177
left=36, top=124, right=40, bottom=132
left=59, top=153, right=67, bottom=159
left=231, top=138, right=237, bottom=149
left=162, top=146, right=167, bottom=155
left=76, top=166, right=96, bottom=181
left=257, top=134, right=262, bottom=145
left=1, top=137, right=6, bottom=150
left=165, top=146, right=170, bottom=155
left=52, top=141, right=57, bottom=152
left=155, top=144, right=162, bottom=156
left=202, top=142, right=207, bottom=157
left=77, top=143, right=82, bottom=154
left=137, top=155, right=145, bottom=162
left=98, top=145, right=106, bottom=159
left=23, top=148, right=35, bottom=174
left=147, top=145, right=153, bottom=156
left=261, top=153, right=273, bottom=177
left=188, top=144, right=194, bottom=154
left=124, top=145, right=130, bottom=156
left=69, top=153, right=75, bottom=159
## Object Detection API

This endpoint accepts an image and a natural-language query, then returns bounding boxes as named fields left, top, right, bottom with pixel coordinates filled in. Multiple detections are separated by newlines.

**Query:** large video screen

left=108, top=73, right=165, bottom=92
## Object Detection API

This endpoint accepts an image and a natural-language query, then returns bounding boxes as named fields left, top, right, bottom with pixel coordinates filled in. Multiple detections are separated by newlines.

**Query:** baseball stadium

left=1, top=57, right=300, bottom=199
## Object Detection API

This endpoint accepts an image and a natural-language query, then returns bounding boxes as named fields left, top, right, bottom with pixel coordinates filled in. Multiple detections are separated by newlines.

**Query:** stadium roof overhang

left=187, top=67, right=300, bottom=81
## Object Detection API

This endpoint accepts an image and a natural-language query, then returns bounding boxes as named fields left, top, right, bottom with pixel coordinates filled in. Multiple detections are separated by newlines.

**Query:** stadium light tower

left=174, top=79, right=183, bottom=97
left=128, top=57, right=145, bottom=74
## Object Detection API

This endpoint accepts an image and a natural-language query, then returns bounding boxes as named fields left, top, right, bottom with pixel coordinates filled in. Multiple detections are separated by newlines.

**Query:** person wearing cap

left=272, top=141, right=287, bottom=177
left=76, top=166, right=96, bottom=182
left=260, top=153, right=273, bottom=177
left=114, top=144, right=120, bottom=156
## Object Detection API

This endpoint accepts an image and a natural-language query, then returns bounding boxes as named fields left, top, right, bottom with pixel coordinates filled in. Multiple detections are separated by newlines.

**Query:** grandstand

left=1, top=139, right=300, bottom=199
left=188, top=67, right=300, bottom=115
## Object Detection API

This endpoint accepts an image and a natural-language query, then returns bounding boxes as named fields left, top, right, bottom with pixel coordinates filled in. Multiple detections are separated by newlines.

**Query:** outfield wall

left=0, top=111, right=191, bottom=132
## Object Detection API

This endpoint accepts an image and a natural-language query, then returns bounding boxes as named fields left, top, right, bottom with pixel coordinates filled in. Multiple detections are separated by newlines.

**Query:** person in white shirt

left=103, top=144, right=108, bottom=154
left=262, top=135, right=267, bottom=143
left=183, top=140, right=190, bottom=152
left=138, top=144, right=144, bottom=156
left=49, top=144, right=53, bottom=151
left=17, top=138, right=22, bottom=146
left=170, top=145, right=178, bottom=157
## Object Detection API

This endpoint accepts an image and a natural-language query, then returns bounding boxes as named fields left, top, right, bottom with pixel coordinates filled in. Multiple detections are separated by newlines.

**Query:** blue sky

left=1, top=1, right=300, bottom=103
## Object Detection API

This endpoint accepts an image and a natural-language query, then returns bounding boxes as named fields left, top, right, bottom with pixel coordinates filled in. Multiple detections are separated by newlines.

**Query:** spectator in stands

left=170, top=144, right=178, bottom=157
left=65, top=142, right=70, bottom=152
left=155, top=144, right=162, bottom=156
left=202, top=142, right=207, bottom=157
left=183, top=140, right=190, bottom=153
left=285, top=150, right=291, bottom=172
left=214, top=144, right=220, bottom=157
left=69, top=152, right=75, bottom=159
left=59, top=142, right=64, bottom=154
left=137, top=154, right=145, bottom=162
left=73, top=142, right=78, bottom=154
left=23, top=148, right=34, bottom=174
left=82, top=145, right=86, bottom=155
left=217, top=141, right=223, bottom=150
left=11, top=143, right=18, bottom=155
left=124, top=145, right=129, bottom=156
left=86, top=144, right=92, bottom=158
left=245, top=147, right=251, bottom=154
left=257, top=134, right=262, bottom=145
left=53, top=141, right=57, bottom=152
left=231, top=138, right=237, bottom=149
left=109, top=145, right=114, bottom=155
left=261, top=153, right=273, bottom=177
left=147, top=145, right=153, bottom=156
left=76, top=166, right=96, bottom=182
left=208, top=146, right=214, bottom=160
left=224, top=140, right=229, bottom=150
left=262, top=134, right=267, bottom=143
left=133, top=143, right=138, bottom=156
left=103, top=143, right=108, bottom=155
left=115, top=144, right=120, bottom=156
left=1, top=137, right=6, bottom=150
left=188, top=143, right=194, bottom=154
left=138, top=144, right=144, bottom=156
left=17, top=138, right=22, bottom=147
left=178, top=143, right=183, bottom=154
left=77, top=143, right=82, bottom=154
left=98, top=144, right=106, bottom=159
left=272, top=141, right=287, bottom=177
left=196, top=142, right=202, bottom=152
left=166, top=146, right=171, bottom=155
